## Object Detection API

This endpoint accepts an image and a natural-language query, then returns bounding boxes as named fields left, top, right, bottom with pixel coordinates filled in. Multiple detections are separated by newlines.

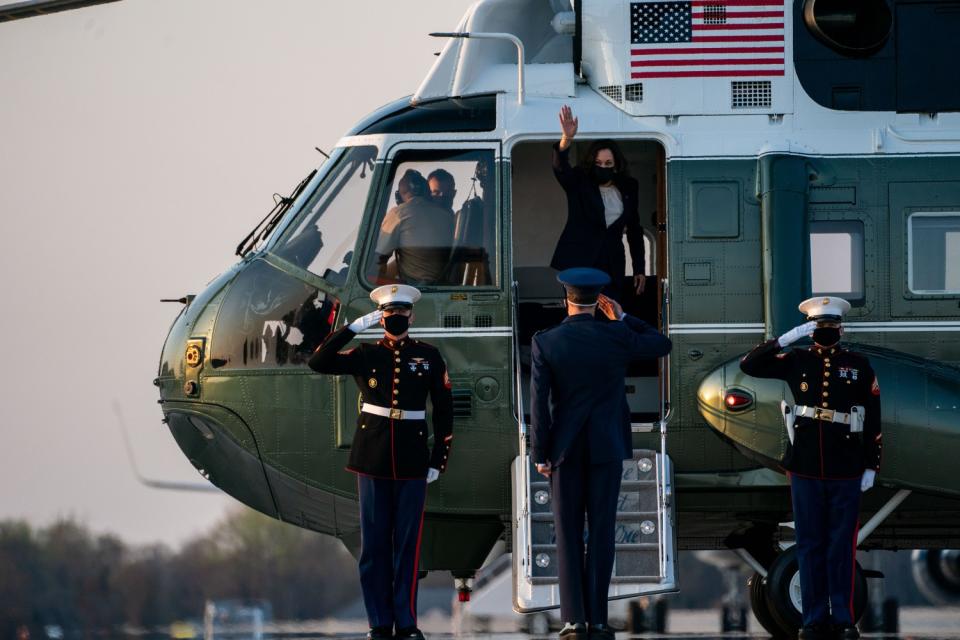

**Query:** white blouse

left=599, top=185, right=623, bottom=228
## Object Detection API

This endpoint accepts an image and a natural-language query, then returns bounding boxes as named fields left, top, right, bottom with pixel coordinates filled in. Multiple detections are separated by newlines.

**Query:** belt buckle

left=390, top=408, right=402, bottom=420
left=815, top=408, right=834, bottom=421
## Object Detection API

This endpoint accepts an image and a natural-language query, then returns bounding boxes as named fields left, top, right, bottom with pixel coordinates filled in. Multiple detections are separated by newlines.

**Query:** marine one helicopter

left=150, top=0, right=960, bottom=636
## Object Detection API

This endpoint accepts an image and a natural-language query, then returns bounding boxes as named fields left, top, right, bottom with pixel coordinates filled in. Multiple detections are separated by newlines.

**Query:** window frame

left=358, top=140, right=503, bottom=293
left=808, top=219, right=866, bottom=304
left=266, top=145, right=379, bottom=288
left=906, top=211, right=960, bottom=295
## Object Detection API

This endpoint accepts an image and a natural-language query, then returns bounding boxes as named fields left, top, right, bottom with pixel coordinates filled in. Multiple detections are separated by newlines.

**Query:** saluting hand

left=348, top=309, right=383, bottom=333
left=597, top=294, right=625, bottom=321
left=777, top=321, right=816, bottom=347
left=558, top=105, right=578, bottom=151
left=536, top=461, right=552, bottom=478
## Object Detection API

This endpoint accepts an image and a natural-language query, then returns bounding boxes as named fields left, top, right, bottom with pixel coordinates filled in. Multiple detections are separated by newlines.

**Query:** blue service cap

left=557, top=268, right=610, bottom=303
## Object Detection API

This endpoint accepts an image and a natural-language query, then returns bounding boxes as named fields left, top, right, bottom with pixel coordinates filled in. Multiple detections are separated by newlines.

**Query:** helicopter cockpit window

left=272, top=145, right=377, bottom=287
left=364, top=149, right=497, bottom=288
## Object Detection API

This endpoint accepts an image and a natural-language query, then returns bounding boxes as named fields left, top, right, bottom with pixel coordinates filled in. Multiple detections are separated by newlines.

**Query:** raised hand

left=348, top=309, right=383, bottom=333
left=597, top=293, right=624, bottom=321
left=777, top=321, right=817, bottom=347
left=558, top=105, right=578, bottom=150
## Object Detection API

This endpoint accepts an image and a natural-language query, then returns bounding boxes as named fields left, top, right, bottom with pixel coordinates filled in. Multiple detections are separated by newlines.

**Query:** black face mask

left=812, top=327, right=841, bottom=347
left=592, top=166, right=616, bottom=185
left=383, top=314, right=410, bottom=336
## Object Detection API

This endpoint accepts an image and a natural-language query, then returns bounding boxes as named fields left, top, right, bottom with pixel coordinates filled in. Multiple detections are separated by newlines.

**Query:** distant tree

left=0, top=521, right=44, bottom=639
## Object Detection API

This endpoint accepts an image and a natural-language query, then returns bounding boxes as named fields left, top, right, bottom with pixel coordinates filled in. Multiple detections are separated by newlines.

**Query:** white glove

left=426, top=468, right=440, bottom=484
left=860, top=469, right=876, bottom=492
left=348, top=310, right=382, bottom=333
left=778, top=321, right=817, bottom=347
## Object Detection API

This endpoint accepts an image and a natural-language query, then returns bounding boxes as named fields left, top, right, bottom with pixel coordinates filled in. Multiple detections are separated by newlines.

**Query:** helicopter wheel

left=748, top=572, right=783, bottom=637
left=764, top=547, right=868, bottom=638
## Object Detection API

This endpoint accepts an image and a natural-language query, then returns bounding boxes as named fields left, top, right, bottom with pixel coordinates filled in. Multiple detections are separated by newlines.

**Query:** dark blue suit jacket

left=530, top=313, right=672, bottom=466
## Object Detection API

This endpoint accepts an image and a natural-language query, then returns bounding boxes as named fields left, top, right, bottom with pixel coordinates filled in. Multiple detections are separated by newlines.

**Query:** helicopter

left=150, top=0, right=960, bottom=636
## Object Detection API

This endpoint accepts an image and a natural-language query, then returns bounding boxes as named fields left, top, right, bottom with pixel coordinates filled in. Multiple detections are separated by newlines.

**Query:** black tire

left=749, top=572, right=785, bottom=638
left=764, top=547, right=868, bottom=638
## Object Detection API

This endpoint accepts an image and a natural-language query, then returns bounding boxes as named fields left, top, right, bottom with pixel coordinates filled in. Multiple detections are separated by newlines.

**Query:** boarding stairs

left=510, top=282, right=678, bottom=612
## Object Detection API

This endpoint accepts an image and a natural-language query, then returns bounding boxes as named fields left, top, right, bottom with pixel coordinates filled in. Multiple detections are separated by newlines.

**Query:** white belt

left=361, top=403, right=425, bottom=421
left=794, top=405, right=851, bottom=424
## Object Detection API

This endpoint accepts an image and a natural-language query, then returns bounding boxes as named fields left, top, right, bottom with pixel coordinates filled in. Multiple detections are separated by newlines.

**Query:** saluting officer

left=740, top=297, right=881, bottom=640
left=309, top=284, right=453, bottom=640
left=530, top=268, right=671, bottom=640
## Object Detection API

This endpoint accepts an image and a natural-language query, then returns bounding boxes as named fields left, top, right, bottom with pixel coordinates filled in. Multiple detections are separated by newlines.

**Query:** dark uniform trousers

left=551, top=431, right=622, bottom=625
left=310, top=327, right=453, bottom=630
left=740, top=339, right=881, bottom=628
left=531, top=313, right=672, bottom=625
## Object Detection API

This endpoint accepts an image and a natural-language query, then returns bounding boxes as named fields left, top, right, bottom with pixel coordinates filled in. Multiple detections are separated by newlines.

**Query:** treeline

left=0, top=508, right=359, bottom=637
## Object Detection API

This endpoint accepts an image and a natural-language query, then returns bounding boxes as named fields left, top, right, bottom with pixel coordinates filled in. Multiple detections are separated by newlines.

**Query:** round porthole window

left=803, top=0, right=893, bottom=57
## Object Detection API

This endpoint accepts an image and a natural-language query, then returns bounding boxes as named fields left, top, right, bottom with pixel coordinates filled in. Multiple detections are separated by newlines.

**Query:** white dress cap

left=370, top=284, right=422, bottom=309
left=798, top=296, right=851, bottom=321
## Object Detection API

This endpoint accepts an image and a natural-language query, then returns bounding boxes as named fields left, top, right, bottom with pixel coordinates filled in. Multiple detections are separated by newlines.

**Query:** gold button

left=394, top=351, right=400, bottom=356
left=822, top=392, right=829, bottom=397
left=395, top=358, right=401, bottom=363
left=395, top=368, right=400, bottom=373
left=394, top=378, right=400, bottom=384
left=823, top=381, right=829, bottom=387
left=822, top=402, right=829, bottom=408
left=419, top=431, right=424, bottom=436
left=361, top=424, right=366, bottom=429
left=825, top=371, right=831, bottom=377
left=393, top=389, right=399, bottom=395
left=392, top=400, right=398, bottom=405
left=824, top=358, right=830, bottom=363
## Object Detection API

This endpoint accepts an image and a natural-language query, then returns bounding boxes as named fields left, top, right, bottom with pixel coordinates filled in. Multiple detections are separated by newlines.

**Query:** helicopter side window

left=272, top=145, right=378, bottom=286
left=364, top=149, right=497, bottom=288
left=908, top=213, right=960, bottom=294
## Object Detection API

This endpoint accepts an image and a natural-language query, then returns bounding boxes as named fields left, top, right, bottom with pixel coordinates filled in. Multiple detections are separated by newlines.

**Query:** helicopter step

left=511, top=449, right=678, bottom=612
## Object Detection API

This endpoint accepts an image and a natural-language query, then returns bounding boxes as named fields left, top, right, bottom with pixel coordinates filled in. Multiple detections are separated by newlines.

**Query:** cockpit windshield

left=272, top=145, right=377, bottom=286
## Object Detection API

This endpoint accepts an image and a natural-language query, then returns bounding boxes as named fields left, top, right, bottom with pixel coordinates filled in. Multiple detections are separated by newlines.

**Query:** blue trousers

left=550, top=443, right=623, bottom=625
left=357, top=475, right=427, bottom=630
left=790, top=474, right=861, bottom=627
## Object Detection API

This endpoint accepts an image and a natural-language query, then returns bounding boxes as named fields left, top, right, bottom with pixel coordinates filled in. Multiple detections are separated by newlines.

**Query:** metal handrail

left=429, top=31, right=526, bottom=105
left=511, top=280, right=532, bottom=579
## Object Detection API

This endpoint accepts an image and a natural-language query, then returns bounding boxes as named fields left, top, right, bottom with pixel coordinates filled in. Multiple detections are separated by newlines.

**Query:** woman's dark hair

left=579, top=139, right=629, bottom=177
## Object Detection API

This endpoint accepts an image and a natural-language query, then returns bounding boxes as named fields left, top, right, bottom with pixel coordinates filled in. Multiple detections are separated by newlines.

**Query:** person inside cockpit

left=374, top=169, right=455, bottom=286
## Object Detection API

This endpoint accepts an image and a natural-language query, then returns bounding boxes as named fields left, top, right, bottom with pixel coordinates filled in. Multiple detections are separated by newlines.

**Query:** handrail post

left=430, top=31, right=526, bottom=105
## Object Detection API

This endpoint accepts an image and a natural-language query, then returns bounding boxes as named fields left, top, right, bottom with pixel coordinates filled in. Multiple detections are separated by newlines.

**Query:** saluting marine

left=309, top=284, right=453, bottom=640
left=740, top=297, right=881, bottom=640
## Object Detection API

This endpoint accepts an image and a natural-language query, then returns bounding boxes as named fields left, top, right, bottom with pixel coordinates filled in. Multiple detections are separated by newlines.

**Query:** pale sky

left=0, top=0, right=476, bottom=546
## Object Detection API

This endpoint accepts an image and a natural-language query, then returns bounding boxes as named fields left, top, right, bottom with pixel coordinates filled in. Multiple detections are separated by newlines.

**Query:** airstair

left=510, top=283, right=678, bottom=612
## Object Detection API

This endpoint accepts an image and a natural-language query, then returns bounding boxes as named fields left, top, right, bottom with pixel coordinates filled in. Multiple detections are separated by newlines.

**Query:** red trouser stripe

left=410, top=490, right=426, bottom=622
left=849, top=519, right=860, bottom=619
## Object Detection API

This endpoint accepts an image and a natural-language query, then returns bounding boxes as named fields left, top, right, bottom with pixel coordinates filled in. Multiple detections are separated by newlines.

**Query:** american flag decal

left=630, top=0, right=785, bottom=79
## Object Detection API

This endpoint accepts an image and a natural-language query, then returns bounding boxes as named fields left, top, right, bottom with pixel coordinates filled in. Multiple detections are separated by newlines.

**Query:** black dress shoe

left=588, top=623, right=615, bottom=640
left=558, top=622, right=588, bottom=640
left=833, top=624, right=860, bottom=640
left=394, top=627, right=425, bottom=640
left=367, top=627, right=393, bottom=640
left=798, top=625, right=830, bottom=640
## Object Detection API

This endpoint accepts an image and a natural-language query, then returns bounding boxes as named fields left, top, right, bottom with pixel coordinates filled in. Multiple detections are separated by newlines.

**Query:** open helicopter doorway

left=508, top=138, right=675, bottom=612
left=510, top=138, right=667, bottom=427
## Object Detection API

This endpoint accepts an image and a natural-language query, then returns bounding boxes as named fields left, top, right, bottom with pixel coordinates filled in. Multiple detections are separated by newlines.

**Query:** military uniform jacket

left=530, top=314, right=672, bottom=467
left=740, top=339, right=882, bottom=479
left=308, top=327, right=454, bottom=480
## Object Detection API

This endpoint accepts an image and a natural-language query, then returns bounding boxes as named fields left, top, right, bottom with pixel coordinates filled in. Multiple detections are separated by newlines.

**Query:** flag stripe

left=691, top=0, right=783, bottom=5
left=692, top=21, right=784, bottom=30
left=691, top=10, right=783, bottom=18
left=632, top=46, right=784, bottom=54
left=631, top=69, right=785, bottom=78
left=631, top=57, right=783, bottom=66
left=692, top=34, right=784, bottom=42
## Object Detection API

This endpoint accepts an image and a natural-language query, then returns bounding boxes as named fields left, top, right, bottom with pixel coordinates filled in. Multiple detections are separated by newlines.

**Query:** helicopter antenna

left=112, top=401, right=220, bottom=493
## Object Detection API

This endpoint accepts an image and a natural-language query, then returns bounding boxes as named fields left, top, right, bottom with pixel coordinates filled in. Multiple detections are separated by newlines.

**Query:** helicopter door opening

left=509, top=139, right=676, bottom=612
left=510, top=139, right=665, bottom=427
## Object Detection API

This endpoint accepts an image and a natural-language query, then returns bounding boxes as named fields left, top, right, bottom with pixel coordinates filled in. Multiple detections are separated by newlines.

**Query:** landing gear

left=748, top=572, right=782, bottom=637
left=756, top=546, right=867, bottom=638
